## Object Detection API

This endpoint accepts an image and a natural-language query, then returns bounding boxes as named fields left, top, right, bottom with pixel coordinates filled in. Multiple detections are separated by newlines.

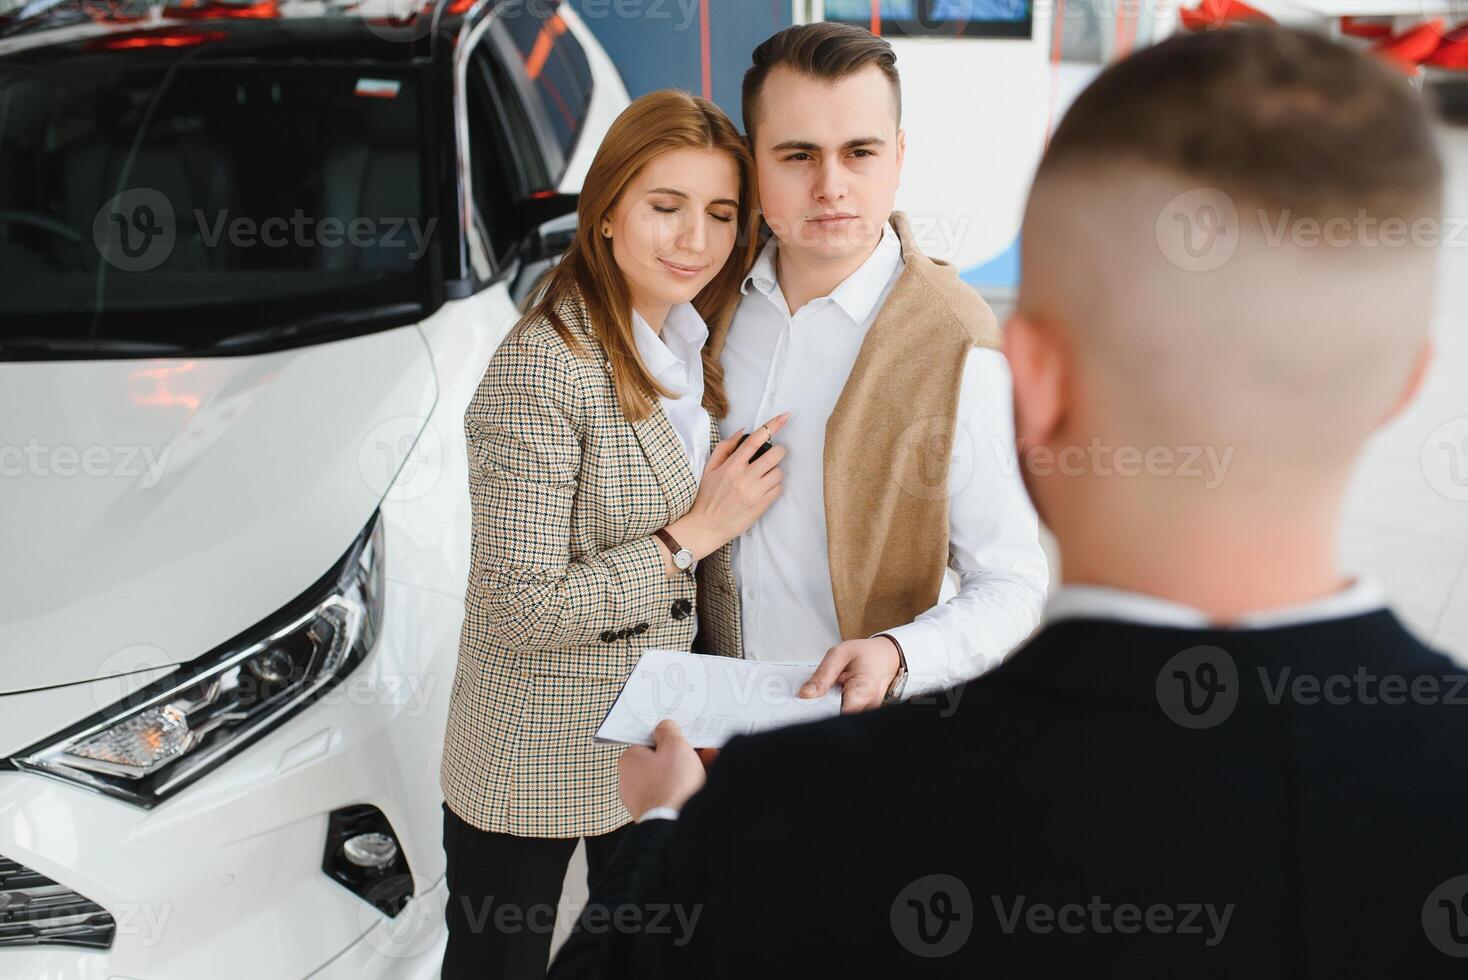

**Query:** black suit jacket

left=549, top=611, right=1468, bottom=978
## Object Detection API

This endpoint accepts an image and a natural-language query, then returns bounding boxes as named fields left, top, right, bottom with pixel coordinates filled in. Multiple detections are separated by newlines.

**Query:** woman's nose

left=678, top=214, right=708, bottom=253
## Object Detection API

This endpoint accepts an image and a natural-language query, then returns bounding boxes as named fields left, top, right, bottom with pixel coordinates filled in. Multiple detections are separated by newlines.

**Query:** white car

left=0, top=1, right=627, bottom=977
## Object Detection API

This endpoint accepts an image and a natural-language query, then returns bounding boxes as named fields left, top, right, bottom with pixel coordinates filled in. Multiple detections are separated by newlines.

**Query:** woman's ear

left=1004, top=312, right=1067, bottom=450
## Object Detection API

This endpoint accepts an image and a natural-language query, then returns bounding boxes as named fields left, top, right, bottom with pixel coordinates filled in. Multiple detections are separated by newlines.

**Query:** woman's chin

left=653, top=281, right=710, bottom=306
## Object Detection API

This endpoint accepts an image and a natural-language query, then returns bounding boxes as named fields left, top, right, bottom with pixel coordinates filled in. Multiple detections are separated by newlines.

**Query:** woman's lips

left=659, top=258, right=705, bottom=279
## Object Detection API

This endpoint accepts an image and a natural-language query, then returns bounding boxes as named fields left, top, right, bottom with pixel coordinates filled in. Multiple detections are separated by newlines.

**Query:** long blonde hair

left=516, top=89, right=759, bottom=423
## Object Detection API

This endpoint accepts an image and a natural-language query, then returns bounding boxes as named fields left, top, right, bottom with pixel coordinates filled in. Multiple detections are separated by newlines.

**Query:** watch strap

left=654, top=527, right=688, bottom=561
left=875, top=633, right=908, bottom=703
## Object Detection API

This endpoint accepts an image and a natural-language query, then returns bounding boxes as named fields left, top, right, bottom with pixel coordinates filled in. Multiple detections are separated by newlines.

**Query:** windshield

left=0, top=59, right=436, bottom=355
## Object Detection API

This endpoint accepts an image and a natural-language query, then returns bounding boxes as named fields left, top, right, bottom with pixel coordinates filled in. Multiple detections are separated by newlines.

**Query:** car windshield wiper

left=0, top=335, right=190, bottom=357
left=0, top=303, right=425, bottom=358
left=207, top=303, right=424, bottom=350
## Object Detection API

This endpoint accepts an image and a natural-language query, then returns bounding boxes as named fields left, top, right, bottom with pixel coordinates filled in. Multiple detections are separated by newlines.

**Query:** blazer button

left=634, top=623, right=649, bottom=635
left=600, top=630, right=618, bottom=644
left=670, top=598, right=692, bottom=621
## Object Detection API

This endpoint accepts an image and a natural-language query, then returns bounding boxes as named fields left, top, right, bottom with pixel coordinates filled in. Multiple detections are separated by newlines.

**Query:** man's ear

left=1004, top=311, right=1067, bottom=450
left=1379, top=337, right=1434, bottom=429
left=894, top=128, right=906, bottom=179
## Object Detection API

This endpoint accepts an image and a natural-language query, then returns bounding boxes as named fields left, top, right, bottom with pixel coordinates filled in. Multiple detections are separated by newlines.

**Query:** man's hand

left=619, top=719, right=707, bottom=820
left=798, top=636, right=902, bottom=713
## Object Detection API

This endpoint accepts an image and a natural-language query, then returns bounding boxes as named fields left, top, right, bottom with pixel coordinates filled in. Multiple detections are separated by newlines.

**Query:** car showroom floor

left=545, top=119, right=1468, bottom=959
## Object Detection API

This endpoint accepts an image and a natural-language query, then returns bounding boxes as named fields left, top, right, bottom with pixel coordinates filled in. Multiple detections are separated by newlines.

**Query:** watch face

left=674, top=549, right=694, bottom=570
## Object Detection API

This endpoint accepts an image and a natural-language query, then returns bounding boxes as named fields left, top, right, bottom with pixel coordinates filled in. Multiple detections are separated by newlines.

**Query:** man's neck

left=774, top=231, right=885, bottom=316
left=1051, top=492, right=1351, bottom=621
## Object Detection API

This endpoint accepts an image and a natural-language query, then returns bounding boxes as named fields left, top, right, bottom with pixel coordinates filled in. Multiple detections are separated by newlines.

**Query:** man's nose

left=813, top=158, right=847, bottom=202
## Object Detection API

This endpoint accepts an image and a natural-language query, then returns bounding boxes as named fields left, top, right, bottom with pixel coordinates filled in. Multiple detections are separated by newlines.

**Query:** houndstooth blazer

left=440, top=291, right=743, bottom=839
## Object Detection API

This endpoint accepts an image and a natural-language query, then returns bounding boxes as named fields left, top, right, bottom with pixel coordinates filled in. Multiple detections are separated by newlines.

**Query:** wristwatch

left=654, top=528, right=694, bottom=571
left=876, top=633, right=908, bottom=704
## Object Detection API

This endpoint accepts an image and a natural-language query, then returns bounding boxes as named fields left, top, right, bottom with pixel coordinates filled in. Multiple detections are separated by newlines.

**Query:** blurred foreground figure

left=551, top=26, right=1468, bottom=978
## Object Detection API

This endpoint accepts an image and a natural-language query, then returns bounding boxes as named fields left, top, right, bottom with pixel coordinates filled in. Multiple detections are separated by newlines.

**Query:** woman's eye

left=710, top=213, right=735, bottom=224
left=652, top=205, right=678, bottom=214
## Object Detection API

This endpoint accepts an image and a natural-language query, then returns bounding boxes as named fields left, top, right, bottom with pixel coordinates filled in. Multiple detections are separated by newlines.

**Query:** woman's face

left=603, top=147, right=741, bottom=319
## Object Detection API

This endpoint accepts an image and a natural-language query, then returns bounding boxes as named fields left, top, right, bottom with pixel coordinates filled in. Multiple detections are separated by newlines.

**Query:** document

left=594, top=649, right=843, bottom=749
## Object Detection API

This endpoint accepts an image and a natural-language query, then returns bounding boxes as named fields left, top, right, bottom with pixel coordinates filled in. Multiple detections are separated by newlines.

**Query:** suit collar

left=1044, top=578, right=1387, bottom=631
left=984, top=606, right=1422, bottom=719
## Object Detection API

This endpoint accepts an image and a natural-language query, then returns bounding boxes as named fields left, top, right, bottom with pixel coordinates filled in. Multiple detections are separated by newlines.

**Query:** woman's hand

left=665, top=412, right=789, bottom=562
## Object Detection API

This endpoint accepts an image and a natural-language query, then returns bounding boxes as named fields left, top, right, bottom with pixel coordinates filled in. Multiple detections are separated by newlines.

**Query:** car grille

left=0, top=854, right=115, bottom=949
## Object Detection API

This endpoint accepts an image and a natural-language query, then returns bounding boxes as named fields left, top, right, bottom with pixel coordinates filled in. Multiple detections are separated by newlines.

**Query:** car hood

left=0, top=326, right=437, bottom=695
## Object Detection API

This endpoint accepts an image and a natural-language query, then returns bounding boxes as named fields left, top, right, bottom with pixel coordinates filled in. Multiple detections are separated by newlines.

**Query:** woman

left=438, top=90, right=788, bottom=979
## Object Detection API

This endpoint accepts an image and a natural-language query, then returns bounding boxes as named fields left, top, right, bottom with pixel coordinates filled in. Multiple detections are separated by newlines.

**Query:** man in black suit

left=548, top=25, right=1468, bottom=977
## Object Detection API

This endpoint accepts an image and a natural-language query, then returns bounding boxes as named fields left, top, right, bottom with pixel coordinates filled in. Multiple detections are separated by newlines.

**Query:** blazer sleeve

left=464, top=335, right=672, bottom=656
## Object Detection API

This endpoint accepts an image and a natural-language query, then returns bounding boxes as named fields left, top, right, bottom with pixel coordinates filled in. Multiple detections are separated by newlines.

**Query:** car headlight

left=11, top=512, right=385, bottom=808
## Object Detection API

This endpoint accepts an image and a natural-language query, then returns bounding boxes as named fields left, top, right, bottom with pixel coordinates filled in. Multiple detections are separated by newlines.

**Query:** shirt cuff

left=874, top=619, right=950, bottom=699
left=637, top=806, right=681, bottom=823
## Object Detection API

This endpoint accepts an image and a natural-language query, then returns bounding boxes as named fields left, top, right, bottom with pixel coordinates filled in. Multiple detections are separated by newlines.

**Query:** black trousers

left=441, top=802, right=635, bottom=980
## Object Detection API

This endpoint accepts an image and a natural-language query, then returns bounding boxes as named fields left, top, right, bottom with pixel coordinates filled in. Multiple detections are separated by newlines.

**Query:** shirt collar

left=827, top=221, right=903, bottom=323
left=1042, top=577, right=1388, bottom=631
left=740, top=221, right=904, bottom=324
left=661, top=301, right=709, bottom=349
left=631, top=303, right=707, bottom=392
left=741, top=234, right=780, bottom=297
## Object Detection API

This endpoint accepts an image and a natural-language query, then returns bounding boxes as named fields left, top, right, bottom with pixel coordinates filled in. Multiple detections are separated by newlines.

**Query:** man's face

left=750, top=64, right=904, bottom=264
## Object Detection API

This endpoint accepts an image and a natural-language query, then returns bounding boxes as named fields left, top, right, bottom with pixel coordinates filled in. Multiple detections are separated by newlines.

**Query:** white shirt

left=632, top=303, right=711, bottom=485
left=1044, top=577, right=1387, bottom=630
left=720, top=223, right=1050, bottom=697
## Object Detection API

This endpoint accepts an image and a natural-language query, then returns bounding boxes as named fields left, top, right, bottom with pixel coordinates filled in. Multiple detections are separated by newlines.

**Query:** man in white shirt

left=708, top=22, right=1048, bottom=709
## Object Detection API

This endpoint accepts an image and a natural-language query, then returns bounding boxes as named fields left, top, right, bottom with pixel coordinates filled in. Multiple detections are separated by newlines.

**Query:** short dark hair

left=1039, top=26, right=1442, bottom=220
left=741, top=22, right=901, bottom=142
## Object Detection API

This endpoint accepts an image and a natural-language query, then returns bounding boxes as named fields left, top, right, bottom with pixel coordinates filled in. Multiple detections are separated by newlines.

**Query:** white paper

left=594, top=649, right=843, bottom=749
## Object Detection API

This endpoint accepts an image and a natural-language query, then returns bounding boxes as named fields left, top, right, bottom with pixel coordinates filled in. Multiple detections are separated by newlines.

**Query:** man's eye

left=784, top=153, right=811, bottom=162
left=851, top=149, right=874, bottom=158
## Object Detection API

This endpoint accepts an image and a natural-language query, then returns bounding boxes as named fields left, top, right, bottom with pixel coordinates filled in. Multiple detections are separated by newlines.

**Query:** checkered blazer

left=440, top=292, right=742, bottom=838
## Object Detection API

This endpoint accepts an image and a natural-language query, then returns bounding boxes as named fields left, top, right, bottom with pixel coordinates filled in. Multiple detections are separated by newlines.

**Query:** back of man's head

left=1014, top=27, right=1442, bottom=491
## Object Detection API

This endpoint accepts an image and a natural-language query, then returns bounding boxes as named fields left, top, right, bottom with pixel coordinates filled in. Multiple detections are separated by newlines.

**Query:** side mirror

left=510, top=211, right=578, bottom=310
